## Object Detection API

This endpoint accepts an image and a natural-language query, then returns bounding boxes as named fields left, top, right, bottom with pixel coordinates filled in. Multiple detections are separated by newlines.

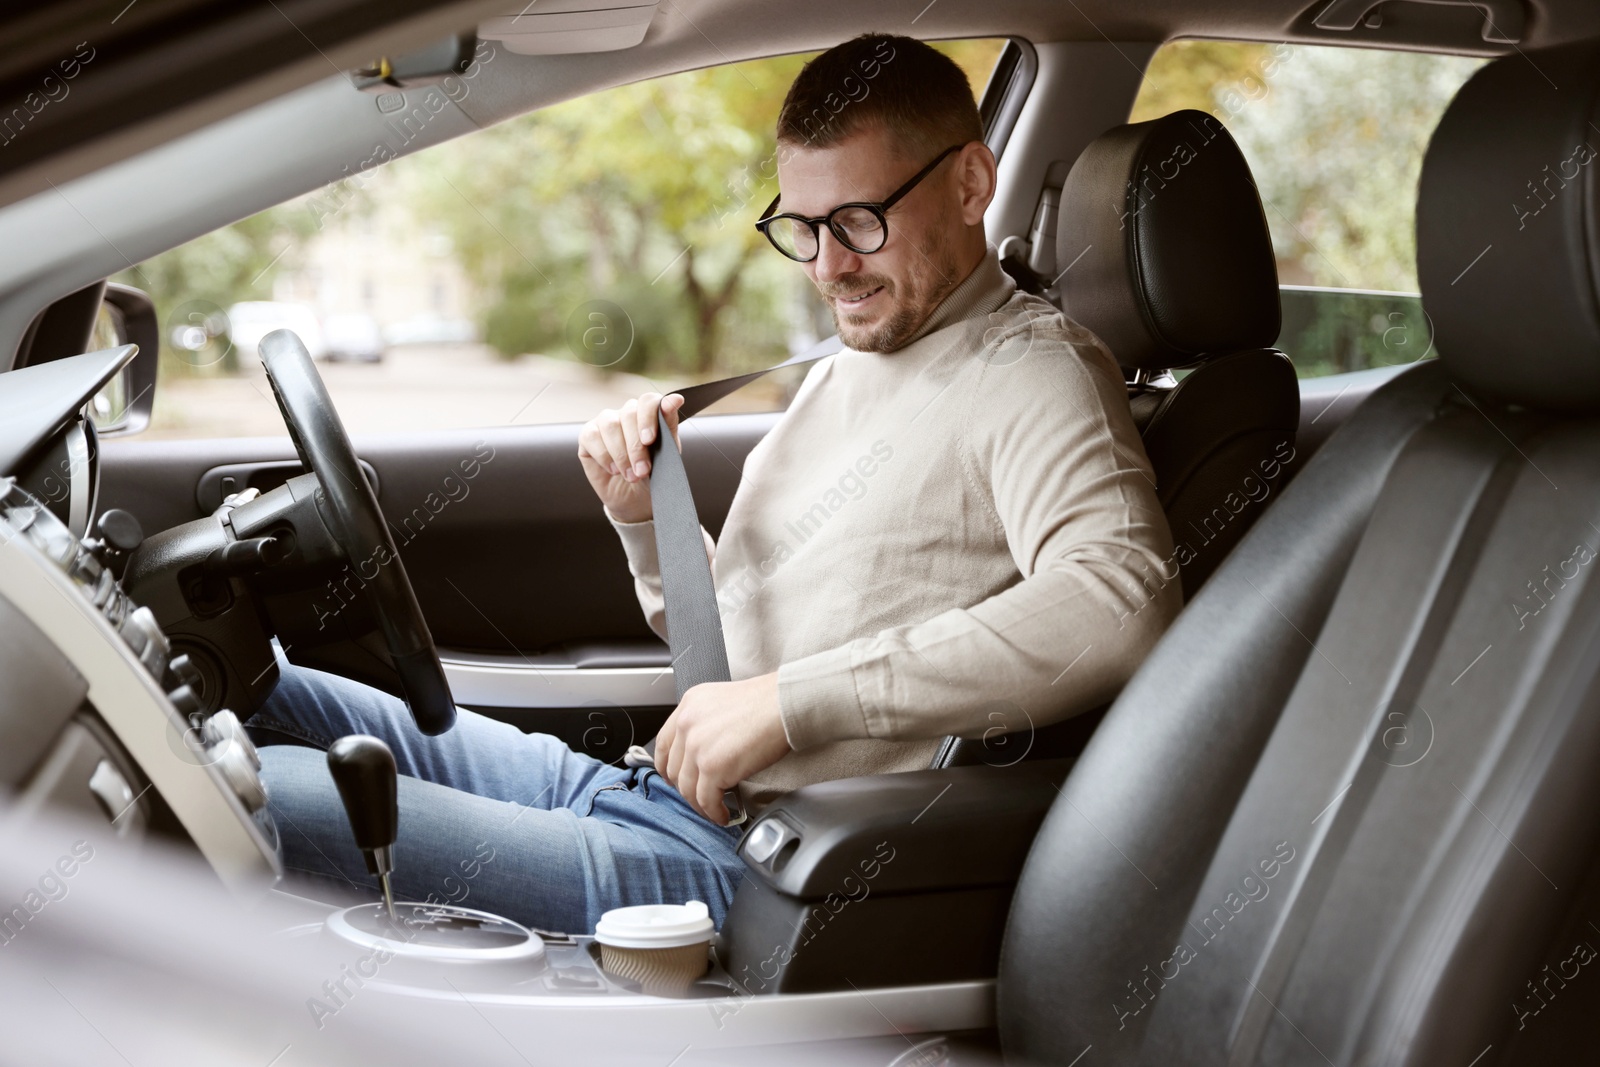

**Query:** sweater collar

left=899, top=244, right=1015, bottom=349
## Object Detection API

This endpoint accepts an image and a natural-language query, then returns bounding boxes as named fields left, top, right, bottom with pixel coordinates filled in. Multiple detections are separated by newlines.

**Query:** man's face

left=774, top=125, right=992, bottom=353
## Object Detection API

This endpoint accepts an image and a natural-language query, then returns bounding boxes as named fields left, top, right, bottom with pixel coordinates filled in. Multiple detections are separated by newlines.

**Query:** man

left=254, top=34, right=1179, bottom=936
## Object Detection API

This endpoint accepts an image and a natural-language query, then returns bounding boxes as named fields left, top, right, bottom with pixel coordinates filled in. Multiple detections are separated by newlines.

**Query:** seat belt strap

left=624, top=335, right=844, bottom=825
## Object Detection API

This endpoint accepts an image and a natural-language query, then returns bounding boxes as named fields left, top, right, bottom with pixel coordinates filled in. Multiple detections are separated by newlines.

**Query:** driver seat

left=999, top=42, right=1600, bottom=1065
left=935, top=111, right=1297, bottom=769
left=1057, top=108, right=1299, bottom=600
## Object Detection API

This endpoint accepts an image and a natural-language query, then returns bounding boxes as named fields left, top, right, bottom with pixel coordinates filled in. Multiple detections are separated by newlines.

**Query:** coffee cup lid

left=593, top=900, right=713, bottom=949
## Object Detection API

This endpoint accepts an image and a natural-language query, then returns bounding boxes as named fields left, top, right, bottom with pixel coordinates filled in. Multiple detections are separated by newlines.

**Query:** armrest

left=720, top=761, right=1070, bottom=994
left=738, top=761, right=1070, bottom=897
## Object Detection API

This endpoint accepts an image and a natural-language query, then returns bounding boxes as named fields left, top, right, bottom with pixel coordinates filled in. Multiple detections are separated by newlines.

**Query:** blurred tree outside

left=409, top=52, right=809, bottom=378
left=119, top=40, right=1005, bottom=390
left=1133, top=41, right=1483, bottom=291
left=1131, top=41, right=1483, bottom=376
left=409, top=38, right=1006, bottom=379
left=120, top=37, right=1488, bottom=392
left=117, top=202, right=325, bottom=378
left=113, top=31, right=1507, bottom=406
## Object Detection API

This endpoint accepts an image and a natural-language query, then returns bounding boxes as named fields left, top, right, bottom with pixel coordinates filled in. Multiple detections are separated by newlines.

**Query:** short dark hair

left=776, top=34, right=983, bottom=158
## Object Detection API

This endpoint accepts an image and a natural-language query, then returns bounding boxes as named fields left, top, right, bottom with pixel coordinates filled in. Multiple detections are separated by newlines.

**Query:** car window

left=1129, top=41, right=1484, bottom=378
left=117, top=40, right=1009, bottom=440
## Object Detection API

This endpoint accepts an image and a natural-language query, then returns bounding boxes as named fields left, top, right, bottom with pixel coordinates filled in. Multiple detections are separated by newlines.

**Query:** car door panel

left=101, top=413, right=770, bottom=641
left=98, top=412, right=774, bottom=753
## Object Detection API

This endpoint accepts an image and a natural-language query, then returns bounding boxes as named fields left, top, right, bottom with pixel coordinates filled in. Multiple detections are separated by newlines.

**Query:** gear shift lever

left=327, top=735, right=399, bottom=921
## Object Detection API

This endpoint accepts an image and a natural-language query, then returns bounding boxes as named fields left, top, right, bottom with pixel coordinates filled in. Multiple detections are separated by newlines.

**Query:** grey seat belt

left=623, top=335, right=843, bottom=826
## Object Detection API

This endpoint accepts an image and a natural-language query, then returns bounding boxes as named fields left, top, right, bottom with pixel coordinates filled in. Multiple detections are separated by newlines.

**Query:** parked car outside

left=225, top=300, right=326, bottom=361
left=322, top=312, right=386, bottom=362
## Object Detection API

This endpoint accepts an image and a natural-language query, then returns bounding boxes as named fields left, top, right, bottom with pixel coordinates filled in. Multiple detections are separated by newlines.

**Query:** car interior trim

left=440, top=655, right=676, bottom=709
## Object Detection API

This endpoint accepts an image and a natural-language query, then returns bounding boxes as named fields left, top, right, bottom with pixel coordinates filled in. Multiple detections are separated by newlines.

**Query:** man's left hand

left=654, top=672, right=790, bottom=826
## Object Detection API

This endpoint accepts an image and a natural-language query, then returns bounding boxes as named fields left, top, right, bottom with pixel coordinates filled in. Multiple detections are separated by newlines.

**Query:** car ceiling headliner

left=3, top=0, right=1595, bottom=213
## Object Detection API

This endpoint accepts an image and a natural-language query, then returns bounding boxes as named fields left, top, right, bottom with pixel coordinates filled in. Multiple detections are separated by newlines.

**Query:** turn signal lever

left=204, top=535, right=287, bottom=577
left=327, top=735, right=399, bottom=920
left=83, top=508, right=144, bottom=580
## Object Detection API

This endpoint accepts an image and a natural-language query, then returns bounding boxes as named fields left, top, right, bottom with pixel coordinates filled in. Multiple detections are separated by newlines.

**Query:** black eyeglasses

left=754, top=143, right=967, bottom=263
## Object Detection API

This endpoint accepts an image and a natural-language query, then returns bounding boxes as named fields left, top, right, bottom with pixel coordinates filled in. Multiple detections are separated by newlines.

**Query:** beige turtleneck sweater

left=610, top=248, right=1181, bottom=810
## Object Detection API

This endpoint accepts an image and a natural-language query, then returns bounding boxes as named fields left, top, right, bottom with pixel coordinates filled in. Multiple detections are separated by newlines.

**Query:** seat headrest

left=1056, top=110, right=1281, bottom=372
left=1417, top=42, right=1600, bottom=412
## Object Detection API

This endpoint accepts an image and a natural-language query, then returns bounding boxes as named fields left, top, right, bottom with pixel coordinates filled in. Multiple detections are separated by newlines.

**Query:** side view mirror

left=16, top=279, right=159, bottom=436
left=88, top=283, right=159, bottom=436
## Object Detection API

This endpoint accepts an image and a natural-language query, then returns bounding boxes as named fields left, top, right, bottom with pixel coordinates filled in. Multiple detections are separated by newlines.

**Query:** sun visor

left=478, top=1, right=660, bottom=55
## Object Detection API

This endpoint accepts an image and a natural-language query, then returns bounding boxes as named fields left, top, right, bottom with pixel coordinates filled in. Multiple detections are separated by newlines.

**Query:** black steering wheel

left=259, top=328, right=456, bottom=735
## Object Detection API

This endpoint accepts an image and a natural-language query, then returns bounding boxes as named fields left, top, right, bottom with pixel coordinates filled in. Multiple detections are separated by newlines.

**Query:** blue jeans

left=250, top=664, right=745, bottom=936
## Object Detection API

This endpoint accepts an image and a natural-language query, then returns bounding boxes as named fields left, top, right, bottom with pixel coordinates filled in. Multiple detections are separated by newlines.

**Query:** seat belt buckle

left=630, top=744, right=745, bottom=828
left=724, top=788, right=748, bottom=828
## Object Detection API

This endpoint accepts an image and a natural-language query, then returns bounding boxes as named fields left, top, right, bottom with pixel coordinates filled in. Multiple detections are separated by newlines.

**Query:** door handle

left=1312, top=0, right=1523, bottom=43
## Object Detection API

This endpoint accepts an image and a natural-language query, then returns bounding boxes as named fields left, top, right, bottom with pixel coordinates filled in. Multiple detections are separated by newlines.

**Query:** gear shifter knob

left=327, top=735, right=398, bottom=919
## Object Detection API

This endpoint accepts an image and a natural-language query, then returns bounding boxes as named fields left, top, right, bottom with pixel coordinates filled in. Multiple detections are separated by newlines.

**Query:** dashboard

left=0, top=347, right=278, bottom=890
left=0, top=345, right=124, bottom=538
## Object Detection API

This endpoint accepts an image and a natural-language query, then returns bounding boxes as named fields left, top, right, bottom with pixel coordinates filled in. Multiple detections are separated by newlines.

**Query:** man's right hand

left=577, top=392, right=685, bottom=524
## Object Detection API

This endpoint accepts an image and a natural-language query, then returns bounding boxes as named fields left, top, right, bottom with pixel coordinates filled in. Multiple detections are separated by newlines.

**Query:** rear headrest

left=1056, top=109, right=1280, bottom=372
left=1417, top=42, right=1600, bottom=412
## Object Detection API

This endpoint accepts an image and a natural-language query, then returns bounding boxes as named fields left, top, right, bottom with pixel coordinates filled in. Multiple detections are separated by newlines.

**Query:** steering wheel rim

left=259, top=328, right=456, bottom=735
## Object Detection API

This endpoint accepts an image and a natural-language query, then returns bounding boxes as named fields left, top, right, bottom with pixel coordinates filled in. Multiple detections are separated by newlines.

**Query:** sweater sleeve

left=776, top=318, right=1182, bottom=750
left=606, top=509, right=717, bottom=642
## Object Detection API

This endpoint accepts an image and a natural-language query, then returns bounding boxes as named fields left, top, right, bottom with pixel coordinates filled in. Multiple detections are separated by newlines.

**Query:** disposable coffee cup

left=593, top=900, right=713, bottom=994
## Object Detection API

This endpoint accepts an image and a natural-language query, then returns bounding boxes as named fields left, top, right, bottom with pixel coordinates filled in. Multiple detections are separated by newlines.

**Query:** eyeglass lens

left=768, top=206, right=887, bottom=261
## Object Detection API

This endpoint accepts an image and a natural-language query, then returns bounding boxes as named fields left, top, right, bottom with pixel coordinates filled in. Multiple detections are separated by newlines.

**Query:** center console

left=265, top=729, right=998, bottom=1063
left=719, top=760, right=1070, bottom=995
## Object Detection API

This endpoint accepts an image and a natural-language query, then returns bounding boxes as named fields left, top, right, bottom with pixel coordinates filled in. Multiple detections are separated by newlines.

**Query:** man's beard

left=824, top=275, right=922, bottom=353
left=819, top=227, right=960, bottom=354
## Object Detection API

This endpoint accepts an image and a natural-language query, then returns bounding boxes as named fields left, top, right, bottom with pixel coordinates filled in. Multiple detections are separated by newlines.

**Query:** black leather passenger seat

left=999, top=41, right=1600, bottom=1066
